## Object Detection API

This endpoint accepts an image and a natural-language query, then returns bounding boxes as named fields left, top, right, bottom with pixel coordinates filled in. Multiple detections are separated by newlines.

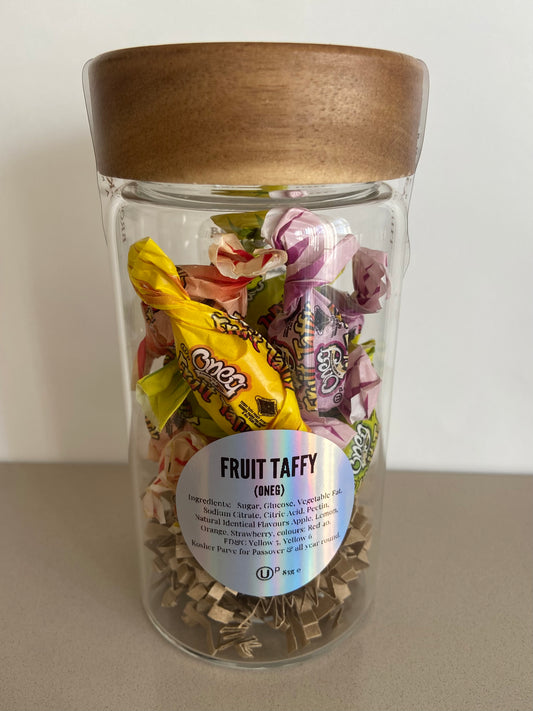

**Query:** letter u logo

left=256, top=566, right=274, bottom=581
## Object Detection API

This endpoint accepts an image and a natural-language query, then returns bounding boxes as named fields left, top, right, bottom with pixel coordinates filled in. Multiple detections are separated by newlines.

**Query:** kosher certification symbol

left=256, top=566, right=275, bottom=581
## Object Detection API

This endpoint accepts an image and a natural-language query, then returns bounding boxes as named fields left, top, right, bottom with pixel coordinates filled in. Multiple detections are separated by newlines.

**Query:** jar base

left=142, top=575, right=374, bottom=668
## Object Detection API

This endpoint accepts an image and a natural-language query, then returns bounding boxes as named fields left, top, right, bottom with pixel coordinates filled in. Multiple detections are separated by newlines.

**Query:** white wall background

left=1, top=0, right=531, bottom=473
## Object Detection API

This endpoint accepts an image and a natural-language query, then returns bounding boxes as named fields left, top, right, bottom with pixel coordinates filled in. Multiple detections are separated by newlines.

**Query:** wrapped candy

left=302, top=411, right=356, bottom=449
left=210, top=210, right=267, bottom=245
left=136, top=358, right=190, bottom=430
left=343, top=410, right=380, bottom=492
left=243, top=273, right=286, bottom=338
left=176, top=264, right=250, bottom=318
left=351, top=244, right=391, bottom=313
left=137, top=358, right=228, bottom=440
left=208, top=232, right=286, bottom=282
left=177, top=232, right=286, bottom=318
left=134, top=228, right=286, bottom=383
left=339, top=345, right=381, bottom=423
left=142, top=427, right=209, bottom=524
left=134, top=302, right=175, bottom=380
left=134, top=263, right=251, bottom=382
left=128, top=238, right=309, bottom=436
left=261, top=207, right=389, bottom=423
left=264, top=207, right=366, bottom=413
left=262, top=207, right=355, bottom=309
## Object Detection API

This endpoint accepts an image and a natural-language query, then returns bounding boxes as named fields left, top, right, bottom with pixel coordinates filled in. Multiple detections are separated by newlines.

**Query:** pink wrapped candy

left=351, top=245, right=391, bottom=313
left=264, top=208, right=364, bottom=413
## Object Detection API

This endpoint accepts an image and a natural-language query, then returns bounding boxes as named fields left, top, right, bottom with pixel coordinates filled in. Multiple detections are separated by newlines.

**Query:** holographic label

left=175, top=429, right=355, bottom=597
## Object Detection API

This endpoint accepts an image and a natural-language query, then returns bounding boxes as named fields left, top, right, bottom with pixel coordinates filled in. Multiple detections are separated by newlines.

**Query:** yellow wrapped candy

left=136, top=358, right=189, bottom=430
left=136, top=359, right=228, bottom=440
left=128, top=238, right=309, bottom=436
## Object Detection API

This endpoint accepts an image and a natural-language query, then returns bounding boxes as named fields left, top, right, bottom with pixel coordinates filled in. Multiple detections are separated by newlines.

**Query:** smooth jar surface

left=99, top=180, right=411, bottom=667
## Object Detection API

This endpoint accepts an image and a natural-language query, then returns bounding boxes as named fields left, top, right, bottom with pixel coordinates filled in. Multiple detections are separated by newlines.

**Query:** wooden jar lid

left=85, top=42, right=428, bottom=185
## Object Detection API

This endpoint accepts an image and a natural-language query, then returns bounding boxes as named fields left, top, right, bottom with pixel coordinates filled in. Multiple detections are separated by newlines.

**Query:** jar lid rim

left=84, top=42, right=429, bottom=184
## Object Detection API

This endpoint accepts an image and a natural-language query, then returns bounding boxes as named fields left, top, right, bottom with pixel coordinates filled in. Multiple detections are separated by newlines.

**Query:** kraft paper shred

left=144, top=503, right=371, bottom=658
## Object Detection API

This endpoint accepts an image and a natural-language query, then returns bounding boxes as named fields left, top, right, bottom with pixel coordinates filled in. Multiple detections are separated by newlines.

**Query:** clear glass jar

left=84, top=43, right=428, bottom=667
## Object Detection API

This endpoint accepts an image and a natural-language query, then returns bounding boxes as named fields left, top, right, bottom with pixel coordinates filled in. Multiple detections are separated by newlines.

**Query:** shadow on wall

left=0, top=136, right=128, bottom=462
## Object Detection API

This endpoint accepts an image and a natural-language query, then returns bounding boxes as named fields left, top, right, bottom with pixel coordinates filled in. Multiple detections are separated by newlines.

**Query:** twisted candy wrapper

left=263, top=207, right=355, bottom=311
left=177, top=264, right=250, bottom=318
left=210, top=210, right=267, bottom=248
left=136, top=358, right=189, bottom=430
left=244, top=273, right=286, bottom=338
left=339, top=346, right=381, bottom=423
left=134, top=264, right=250, bottom=382
left=134, top=230, right=285, bottom=379
left=352, top=245, right=391, bottom=313
left=319, top=246, right=390, bottom=315
left=178, top=233, right=286, bottom=318
left=134, top=303, right=175, bottom=380
left=128, top=238, right=308, bottom=436
left=143, top=427, right=208, bottom=524
left=137, top=358, right=227, bottom=440
left=208, top=232, right=286, bottom=281
left=264, top=208, right=366, bottom=413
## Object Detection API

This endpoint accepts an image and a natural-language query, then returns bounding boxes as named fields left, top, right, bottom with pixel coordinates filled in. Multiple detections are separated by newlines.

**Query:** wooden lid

left=85, top=43, right=428, bottom=184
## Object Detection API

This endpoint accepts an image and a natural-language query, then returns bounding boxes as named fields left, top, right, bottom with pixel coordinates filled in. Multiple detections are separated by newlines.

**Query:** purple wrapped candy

left=302, top=411, right=357, bottom=449
left=339, top=345, right=381, bottom=423
left=263, top=207, right=356, bottom=311
left=319, top=242, right=391, bottom=315
left=264, top=208, right=364, bottom=413
left=351, top=245, right=391, bottom=313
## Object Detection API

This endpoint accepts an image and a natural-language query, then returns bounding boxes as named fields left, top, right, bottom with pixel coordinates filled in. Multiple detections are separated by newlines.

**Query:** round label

left=175, top=429, right=355, bottom=597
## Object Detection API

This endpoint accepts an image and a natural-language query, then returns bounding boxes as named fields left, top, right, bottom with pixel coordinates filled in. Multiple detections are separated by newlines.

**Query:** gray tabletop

left=1, top=463, right=531, bottom=711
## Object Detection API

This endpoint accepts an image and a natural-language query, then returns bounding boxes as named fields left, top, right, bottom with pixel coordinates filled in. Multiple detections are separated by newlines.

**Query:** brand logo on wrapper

left=349, top=422, right=372, bottom=474
left=176, top=430, right=355, bottom=597
left=344, top=411, right=380, bottom=490
left=316, top=343, right=346, bottom=398
left=190, top=346, right=248, bottom=400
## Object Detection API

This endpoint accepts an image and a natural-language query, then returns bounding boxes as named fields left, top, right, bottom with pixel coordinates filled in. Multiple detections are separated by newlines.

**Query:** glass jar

left=84, top=43, right=428, bottom=667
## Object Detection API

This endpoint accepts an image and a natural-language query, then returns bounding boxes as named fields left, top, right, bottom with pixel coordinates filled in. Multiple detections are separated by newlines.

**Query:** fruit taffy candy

left=351, top=245, right=391, bottom=313
left=128, top=238, right=309, bottom=436
left=176, top=232, right=286, bottom=318
left=343, top=410, right=380, bottom=492
left=133, top=229, right=286, bottom=382
left=136, top=358, right=190, bottom=430
left=177, top=263, right=251, bottom=317
left=136, top=357, right=229, bottom=441
left=134, top=302, right=175, bottom=380
left=208, top=232, right=286, bottom=282
left=264, top=208, right=367, bottom=413
left=142, top=427, right=209, bottom=524
left=339, top=345, right=381, bottom=423
left=302, top=411, right=356, bottom=449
